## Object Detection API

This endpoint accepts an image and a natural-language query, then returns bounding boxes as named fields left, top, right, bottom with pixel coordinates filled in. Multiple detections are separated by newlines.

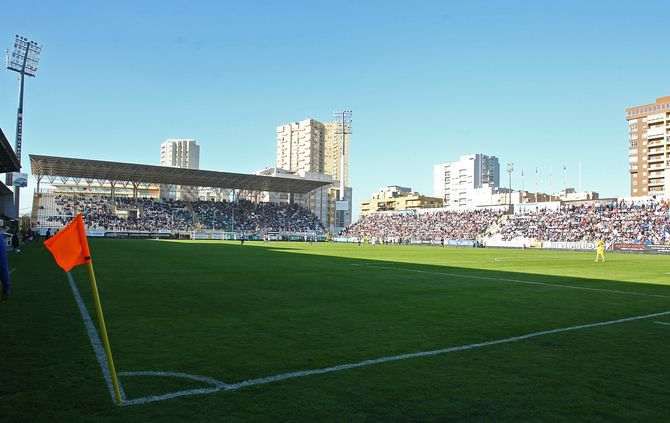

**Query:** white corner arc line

left=654, top=321, right=670, bottom=326
left=65, top=264, right=670, bottom=406
left=362, top=264, right=670, bottom=299
left=120, top=370, right=229, bottom=389
left=66, top=272, right=127, bottom=403
left=121, top=386, right=221, bottom=406
left=118, top=371, right=228, bottom=406
left=115, top=309, right=670, bottom=406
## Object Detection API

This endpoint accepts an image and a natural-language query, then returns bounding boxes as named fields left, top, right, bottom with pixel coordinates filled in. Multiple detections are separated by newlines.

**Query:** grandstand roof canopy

left=0, top=181, right=11, bottom=196
left=0, top=128, right=20, bottom=173
left=30, top=154, right=332, bottom=193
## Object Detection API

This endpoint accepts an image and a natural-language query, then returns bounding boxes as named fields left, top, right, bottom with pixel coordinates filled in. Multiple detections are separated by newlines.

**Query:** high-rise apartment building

left=160, top=139, right=200, bottom=200
left=276, top=119, right=325, bottom=174
left=433, top=153, right=500, bottom=208
left=625, top=96, right=670, bottom=197
left=324, top=122, right=350, bottom=187
left=160, top=139, right=200, bottom=169
left=276, top=118, right=352, bottom=232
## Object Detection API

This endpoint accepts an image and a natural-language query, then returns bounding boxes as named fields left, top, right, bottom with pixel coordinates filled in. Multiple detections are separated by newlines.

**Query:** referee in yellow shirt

left=594, top=240, right=606, bottom=263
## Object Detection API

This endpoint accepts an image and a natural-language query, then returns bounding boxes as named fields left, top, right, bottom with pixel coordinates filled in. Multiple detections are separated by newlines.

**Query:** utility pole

left=6, top=35, right=42, bottom=217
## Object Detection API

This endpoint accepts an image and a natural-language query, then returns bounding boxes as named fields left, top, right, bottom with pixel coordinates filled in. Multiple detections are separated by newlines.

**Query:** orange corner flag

left=44, top=214, right=92, bottom=272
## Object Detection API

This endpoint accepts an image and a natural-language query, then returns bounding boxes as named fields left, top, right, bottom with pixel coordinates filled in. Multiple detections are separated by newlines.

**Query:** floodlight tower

left=332, top=110, right=352, bottom=201
left=506, top=162, right=514, bottom=205
left=6, top=34, right=42, bottom=217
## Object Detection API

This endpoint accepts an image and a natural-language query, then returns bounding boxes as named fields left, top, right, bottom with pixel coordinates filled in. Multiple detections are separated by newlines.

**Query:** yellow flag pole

left=86, top=261, right=123, bottom=405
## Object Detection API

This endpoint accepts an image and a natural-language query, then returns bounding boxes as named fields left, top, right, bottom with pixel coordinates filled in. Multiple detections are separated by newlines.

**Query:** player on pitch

left=594, top=239, right=606, bottom=263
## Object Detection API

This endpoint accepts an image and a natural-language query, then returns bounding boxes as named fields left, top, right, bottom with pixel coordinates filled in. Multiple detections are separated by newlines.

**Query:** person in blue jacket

left=0, top=235, right=10, bottom=301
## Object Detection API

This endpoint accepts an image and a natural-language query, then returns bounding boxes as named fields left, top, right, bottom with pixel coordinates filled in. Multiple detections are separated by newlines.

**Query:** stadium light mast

left=6, top=34, right=42, bottom=217
left=332, top=110, right=352, bottom=201
left=506, top=162, right=514, bottom=206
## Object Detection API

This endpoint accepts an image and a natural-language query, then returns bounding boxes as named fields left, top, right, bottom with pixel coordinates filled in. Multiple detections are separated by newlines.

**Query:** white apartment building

left=433, top=153, right=500, bottom=208
left=159, top=139, right=200, bottom=201
left=276, top=119, right=325, bottom=174
left=276, top=118, right=352, bottom=233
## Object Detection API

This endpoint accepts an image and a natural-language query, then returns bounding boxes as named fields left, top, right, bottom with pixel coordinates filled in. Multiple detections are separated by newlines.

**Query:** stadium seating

left=498, top=201, right=670, bottom=244
left=341, top=200, right=670, bottom=244
left=37, top=193, right=324, bottom=233
left=341, top=209, right=502, bottom=242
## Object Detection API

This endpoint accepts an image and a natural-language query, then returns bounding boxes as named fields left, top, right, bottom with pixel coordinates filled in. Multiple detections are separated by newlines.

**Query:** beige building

left=276, top=119, right=350, bottom=185
left=324, top=122, right=350, bottom=186
left=361, top=186, right=443, bottom=215
left=626, top=96, right=670, bottom=197
left=276, top=118, right=352, bottom=232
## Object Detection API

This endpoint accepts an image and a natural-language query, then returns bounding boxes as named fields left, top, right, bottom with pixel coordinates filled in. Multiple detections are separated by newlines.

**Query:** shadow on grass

left=152, top=239, right=670, bottom=294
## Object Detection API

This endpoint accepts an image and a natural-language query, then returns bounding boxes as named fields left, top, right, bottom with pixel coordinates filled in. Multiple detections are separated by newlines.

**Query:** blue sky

left=1, top=0, right=668, bottom=217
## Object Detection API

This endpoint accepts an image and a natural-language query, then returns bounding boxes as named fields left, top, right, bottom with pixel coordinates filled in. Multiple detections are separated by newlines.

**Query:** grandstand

left=30, top=154, right=329, bottom=238
left=0, top=128, right=20, bottom=220
left=340, top=199, right=670, bottom=247
left=36, top=194, right=322, bottom=234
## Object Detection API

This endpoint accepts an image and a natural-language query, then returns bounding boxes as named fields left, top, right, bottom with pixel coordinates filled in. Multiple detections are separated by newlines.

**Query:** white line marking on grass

left=654, top=321, right=670, bottom=326
left=225, top=310, right=670, bottom=392
left=119, top=371, right=228, bottom=406
left=117, top=310, right=670, bottom=406
left=122, top=386, right=221, bottom=406
left=493, top=257, right=566, bottom=262
left=121, top=370, right=230, bottom=388
left=65, top=263, right=670, bottom=406
left=9, top=268, right=15, bottom=274
left=66, top=273, right=127, bottom=403
left=360, top=265, right=670, bottom=299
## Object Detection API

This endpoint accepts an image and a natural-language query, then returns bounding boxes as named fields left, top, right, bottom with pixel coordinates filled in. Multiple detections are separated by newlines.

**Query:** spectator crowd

left=43, top=195, right=324, bottom=233
left=341, top=209, right=502, bottom=242
left=499, top=200, right=670, bottom=244
left=341, top=200, right=670, bottom=245
left=37, top=195, right=670, bottom=245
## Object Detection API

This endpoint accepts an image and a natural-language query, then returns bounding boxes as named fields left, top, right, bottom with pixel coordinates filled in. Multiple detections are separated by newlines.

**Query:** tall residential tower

left=276, top=118, right=352, bottom=232
left=625, top=96, right=670, bottom=197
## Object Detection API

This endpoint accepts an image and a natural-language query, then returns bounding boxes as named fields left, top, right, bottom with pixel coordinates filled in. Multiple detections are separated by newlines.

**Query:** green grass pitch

left=2, top=240, right=670, bottom=421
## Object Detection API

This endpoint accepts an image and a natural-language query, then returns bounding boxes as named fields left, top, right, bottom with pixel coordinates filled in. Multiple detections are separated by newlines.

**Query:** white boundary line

left=116, top=310, right=670, bottom=406
left=66, top=265, right=670, bottom=407
left=66, top=273, right=127, bottom=403
left=654, top=321, right=670, bottom=326
left=360, top=264, right=670, bottom=299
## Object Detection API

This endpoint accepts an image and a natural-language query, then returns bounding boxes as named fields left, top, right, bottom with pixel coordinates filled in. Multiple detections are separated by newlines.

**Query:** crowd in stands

left=341, top=209, right=502, bottom=242
left=341, top=200, right=670, bottom=245
left=194, top=200, right=323, bottom=232
left=499, top=200, right=670, bottom=244
left=36, top=194, right=670, bottom=245
left=40, top=195, right=323, bottom=233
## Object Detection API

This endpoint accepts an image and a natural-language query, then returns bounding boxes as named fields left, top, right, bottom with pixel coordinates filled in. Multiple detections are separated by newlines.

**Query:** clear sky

left=1, top=0, right=668, bottom=218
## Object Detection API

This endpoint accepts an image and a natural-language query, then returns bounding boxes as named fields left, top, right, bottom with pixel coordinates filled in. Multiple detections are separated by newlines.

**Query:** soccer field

left=3, top=240, right=670, bottom=421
